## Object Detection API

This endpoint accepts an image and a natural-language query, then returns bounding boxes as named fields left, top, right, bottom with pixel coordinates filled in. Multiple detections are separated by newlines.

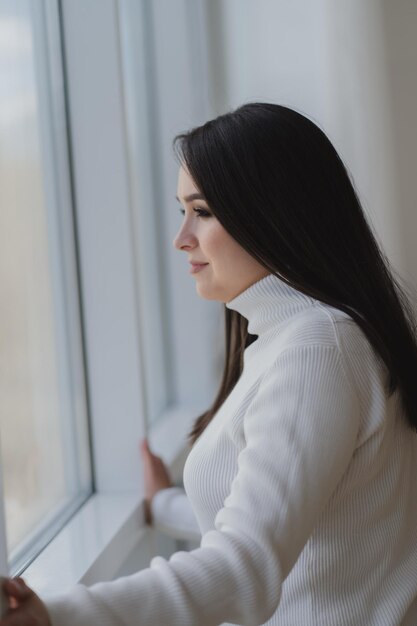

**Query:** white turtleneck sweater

left=45, top=274, right=417, bottom=625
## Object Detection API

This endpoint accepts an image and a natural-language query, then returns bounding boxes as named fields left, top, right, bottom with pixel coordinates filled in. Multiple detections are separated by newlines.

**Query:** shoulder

left=279, top=302, right=361, bottom=351
left=277, top=302, right=388, bottom=402
left=277, top=302, right=386, bottom=382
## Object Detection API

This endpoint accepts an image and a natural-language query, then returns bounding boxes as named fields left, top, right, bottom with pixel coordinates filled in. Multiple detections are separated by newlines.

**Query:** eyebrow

left=175, top=192, right=206, bottom=203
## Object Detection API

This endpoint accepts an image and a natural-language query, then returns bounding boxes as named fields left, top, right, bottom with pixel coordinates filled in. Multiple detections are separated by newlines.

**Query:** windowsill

left=22, top=404, right=199, bottom=597
left=23, top=492, right=146, bottom=597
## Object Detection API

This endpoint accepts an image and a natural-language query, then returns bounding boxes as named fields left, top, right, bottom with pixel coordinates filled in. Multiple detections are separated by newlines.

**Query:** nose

left=173, top=221, right=198, bottom=251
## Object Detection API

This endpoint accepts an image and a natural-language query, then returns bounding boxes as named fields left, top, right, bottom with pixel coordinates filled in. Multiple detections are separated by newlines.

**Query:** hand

left=0, top=577, right=51, bottom=625
left=139, top=438, right=173, bottom=524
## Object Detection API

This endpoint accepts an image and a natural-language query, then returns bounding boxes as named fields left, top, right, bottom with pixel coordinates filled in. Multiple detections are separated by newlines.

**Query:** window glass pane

left=118, top=0, right=174, bottom=427
left=0, top=0, right=91, bottom=568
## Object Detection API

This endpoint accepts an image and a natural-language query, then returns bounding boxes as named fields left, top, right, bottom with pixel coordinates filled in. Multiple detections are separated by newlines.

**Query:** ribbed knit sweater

left=45, top=273, right=417, bottom=625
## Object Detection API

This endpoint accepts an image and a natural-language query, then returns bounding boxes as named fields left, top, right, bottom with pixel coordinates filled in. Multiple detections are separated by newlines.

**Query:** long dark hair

left=172, top=102, right=417, bottom=446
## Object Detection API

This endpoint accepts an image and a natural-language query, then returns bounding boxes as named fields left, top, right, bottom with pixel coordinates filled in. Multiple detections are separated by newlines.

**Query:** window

left=0, top=0, right=92, bottom=574
left=0, top=0, right=222, bottom=590
left=118, top=0, right=223, bottom=427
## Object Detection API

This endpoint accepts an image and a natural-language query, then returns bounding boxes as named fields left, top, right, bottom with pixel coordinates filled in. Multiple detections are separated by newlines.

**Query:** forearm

left=150, top=486, right=201, bottom=542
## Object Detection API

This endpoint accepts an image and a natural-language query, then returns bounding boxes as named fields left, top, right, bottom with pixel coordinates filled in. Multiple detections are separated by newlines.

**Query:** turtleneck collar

left=225, top=273, right=317, bottom=336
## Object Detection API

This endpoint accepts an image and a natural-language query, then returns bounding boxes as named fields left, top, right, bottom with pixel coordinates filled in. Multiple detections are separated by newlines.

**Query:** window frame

left=0, top=0, right=93, bottom=576
left=14, top=0, right=219, bottom=592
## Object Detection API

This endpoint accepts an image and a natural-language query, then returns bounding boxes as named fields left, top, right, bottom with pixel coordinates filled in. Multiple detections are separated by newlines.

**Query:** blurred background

left=1, top=0, right=416, bottom=582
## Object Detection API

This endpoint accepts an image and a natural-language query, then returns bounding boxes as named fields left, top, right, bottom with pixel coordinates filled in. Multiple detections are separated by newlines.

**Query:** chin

left=196, top=284, right=225, bottom=302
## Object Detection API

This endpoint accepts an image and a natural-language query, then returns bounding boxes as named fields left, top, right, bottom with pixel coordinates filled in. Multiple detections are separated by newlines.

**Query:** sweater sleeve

left=44, top=345, right=360, bottom=626
left=150, top=486, right=202, bottom=542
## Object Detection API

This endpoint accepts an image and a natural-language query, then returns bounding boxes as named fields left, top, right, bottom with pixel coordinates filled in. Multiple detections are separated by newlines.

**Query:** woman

left=3, top=103, right=417, bottom=625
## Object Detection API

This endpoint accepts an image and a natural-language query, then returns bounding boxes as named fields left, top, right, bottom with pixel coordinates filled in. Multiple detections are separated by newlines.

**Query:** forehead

left=177, top=165, right=199, bottom=196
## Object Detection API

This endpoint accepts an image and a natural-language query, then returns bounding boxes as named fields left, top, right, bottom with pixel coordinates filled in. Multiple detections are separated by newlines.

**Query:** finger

left=2, top=580, right=25, bottom=603
left=141, top=441, right=159, bottom=461
left=143, top=499, right=153, bottom=525
left=15, top=578, right=28, bottom=589
left=140, top=439, right=150, bottom=454
left=7, top=595, right=18, bottom=610
left=0, top=604, right=32, bottom=625
left=2, top=578, right=32, bottom=602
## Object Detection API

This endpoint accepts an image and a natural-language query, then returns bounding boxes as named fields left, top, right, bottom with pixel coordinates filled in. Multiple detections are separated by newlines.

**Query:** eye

left=178, top=207, right=212, bottom=218
left=193, top=207, right=212, bottom=218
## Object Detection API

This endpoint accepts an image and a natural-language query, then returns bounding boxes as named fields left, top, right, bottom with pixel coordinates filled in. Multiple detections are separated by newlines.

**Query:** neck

left=225, top=273, right=316, bottom=336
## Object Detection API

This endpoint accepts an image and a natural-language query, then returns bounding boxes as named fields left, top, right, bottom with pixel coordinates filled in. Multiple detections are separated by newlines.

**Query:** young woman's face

left=173, top=165, right=270, bottom=302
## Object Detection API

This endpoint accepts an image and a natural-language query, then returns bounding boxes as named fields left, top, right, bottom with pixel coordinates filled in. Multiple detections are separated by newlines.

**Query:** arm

left=140, top=439, right=201, bottom=542
left=43, top=345, right=360, bottom=626
left=151, top=486, right=201, bottom=543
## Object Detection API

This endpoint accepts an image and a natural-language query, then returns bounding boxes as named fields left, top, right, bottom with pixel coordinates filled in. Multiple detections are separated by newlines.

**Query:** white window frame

left=20, top=0, right=221, bottom=596
left=1, top=0, right=92, bottom=577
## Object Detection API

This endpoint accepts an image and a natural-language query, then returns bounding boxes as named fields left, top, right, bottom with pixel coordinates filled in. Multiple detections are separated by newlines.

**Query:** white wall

left=380, top=0, right=417, bottom=293
left=204, top=0, right=417, bottom=306
left=324, top=0, right=412, bottom=288
left=205, top=0, right=329, bottom=120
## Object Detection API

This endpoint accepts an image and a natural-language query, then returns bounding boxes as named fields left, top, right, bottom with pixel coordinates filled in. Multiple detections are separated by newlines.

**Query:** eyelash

left=179, top=207, right=212, bottom=218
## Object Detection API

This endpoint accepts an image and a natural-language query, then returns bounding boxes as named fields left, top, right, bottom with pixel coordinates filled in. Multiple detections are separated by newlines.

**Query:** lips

left=189, top=262, right=209, bottom=274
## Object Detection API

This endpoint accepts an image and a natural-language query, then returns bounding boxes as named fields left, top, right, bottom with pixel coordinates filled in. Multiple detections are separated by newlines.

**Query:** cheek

left=217, top=235, right=248, bottom=266
left=202, top=224, right=229, bottom=258
left=212, top=233, right=261, bottom=274
left=202, top=223, right=250, bottom=269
